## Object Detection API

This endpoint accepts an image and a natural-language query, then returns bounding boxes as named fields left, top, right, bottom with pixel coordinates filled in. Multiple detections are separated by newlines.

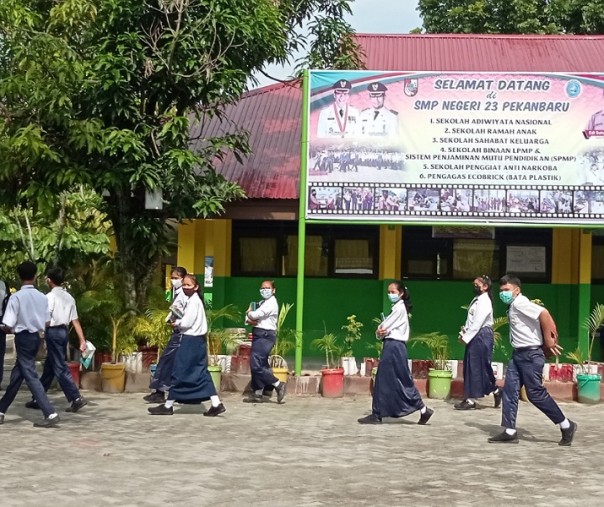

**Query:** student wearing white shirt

left=455, top=275, right=502, bottom=410
left=144, top=266, right=188, bottom=404
left=489, top=274, right=576, bottom=445
left=0, top=279, right=9, bottom=390
left=358, top=282, right=433, bottom=425
left=244, top=280, right=286, bottom=404
left=0, top=262, right=59, bottom=427
left=148, top=275, right=225, bottom=417
left=25, top=267, right=87, bottom=413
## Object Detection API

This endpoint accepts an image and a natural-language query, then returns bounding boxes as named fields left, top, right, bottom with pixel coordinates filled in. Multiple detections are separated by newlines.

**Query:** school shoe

left=148, top=404, right=173, bottom=415
left=203, top=403, right=226, bottom=417
left=65, top=397, right=87, bottom=413
left=275, top=382, right=287, bottom=404
left=143, top=391, right=165, bottom=404
left=357, top=413, right=382, bottom=424
left=243, top=394, right=265, bottom=403
left=418, top=407, right=434, bottom=425
left=25, top=400, right=41, bottom=410
left=488, top=431, right=519, bottom=444
left=493, top=388, right=502, bottom=409
left=454, top=400, right=476, bottom=410
left=33, top=415, right=60, bottom=428
left=559, top=420, right=577, bottom=446
left=0, top=414, right=4, bottom=425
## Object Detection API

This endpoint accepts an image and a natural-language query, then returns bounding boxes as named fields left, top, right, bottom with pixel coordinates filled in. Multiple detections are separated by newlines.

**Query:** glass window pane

left=334, top=239, right=374, bottom=274
left=283, top=235, right=328, bottom=276
left=592, top=244, right=604, bottom=280
left=453, top=239, right=498, bottom=279
left=239, top=237, right=277, bottom=274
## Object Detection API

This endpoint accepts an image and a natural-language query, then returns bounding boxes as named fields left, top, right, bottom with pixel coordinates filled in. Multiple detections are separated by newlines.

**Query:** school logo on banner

left=404, top=78, right=418, bottom=97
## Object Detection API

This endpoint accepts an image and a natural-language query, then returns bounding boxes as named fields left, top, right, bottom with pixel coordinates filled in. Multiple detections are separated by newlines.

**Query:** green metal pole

left=295, top=69, right=310, bottom=376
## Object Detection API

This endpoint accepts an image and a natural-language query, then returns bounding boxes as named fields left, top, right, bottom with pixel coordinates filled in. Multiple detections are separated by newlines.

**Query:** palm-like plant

left=270, top=302, right=297, bottom=368
left=312, top=331, right=341, bottom=370
left=566, top=303, right=604, bottom=373
left=206, top=303, right=242, bottom=366
left=411, top=332, right=450, bottom=370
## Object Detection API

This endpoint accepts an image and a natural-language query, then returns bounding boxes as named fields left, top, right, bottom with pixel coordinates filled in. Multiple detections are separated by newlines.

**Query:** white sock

left=273, top=380, right=281, bottom=387
left=466, top=399, right=475, bottom=405
left=0, top=412, right=4, bottom=416
left=505, top=428, right=517, bottom=435
left=165, top=399, right=175, bottom=409
left=559, top=418, right=570, bottom=429
left=210, top=395, right=220, bottom=407
left=48, top=413, right=58, bottom=419
left=255, top=389, right=263, bottom=395
left=420, top=406, right=427, bottom=414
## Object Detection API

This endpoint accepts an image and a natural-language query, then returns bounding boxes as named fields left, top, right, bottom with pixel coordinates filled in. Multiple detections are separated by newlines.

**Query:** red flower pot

left=320, top=368, right=345, bottom=398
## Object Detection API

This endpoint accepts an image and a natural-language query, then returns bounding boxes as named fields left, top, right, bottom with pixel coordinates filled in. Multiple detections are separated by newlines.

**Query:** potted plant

left=412, top=332, right=452, bottom=399
left=269, top=303, right=296, bottom=384
left=340, top=314, right=363, bottom=375
left=206, top=303, right=242, bottom=392
left=566, top=302, right=604, bottom=404
left=312, top=329, right=344, bottom=398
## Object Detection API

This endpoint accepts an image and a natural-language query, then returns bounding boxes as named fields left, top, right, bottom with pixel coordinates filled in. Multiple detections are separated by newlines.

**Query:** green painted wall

left=209, top=277, right=604, bottom=366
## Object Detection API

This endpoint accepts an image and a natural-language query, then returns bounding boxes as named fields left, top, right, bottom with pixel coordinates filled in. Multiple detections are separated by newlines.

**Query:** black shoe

left=357, top=413, right=382, bottom=424
left=454, top=400, right=476, bottom=410
left=418, top=407, right=434, bottom=425
left=0, top=414, right=4, bottom=425
left=493, top=388, right=502, bottom=409
left=275, top=382, right=287, bottom=404
left=243, top=394, right=265, bottom=403
left=25, top=400, right=41, bottom=410
left=559, top=420, right=577, bottom=446
left=33, top=415, right=60, bottom=428
left=148, top=404, right=173, bottom=415
left=143, top=392, right=165, bottom=404
left=488, top=430, right=519, bottom=444
left=66, top=397, right=88, bottom=413
left=203, top=403, right=226, bottom=417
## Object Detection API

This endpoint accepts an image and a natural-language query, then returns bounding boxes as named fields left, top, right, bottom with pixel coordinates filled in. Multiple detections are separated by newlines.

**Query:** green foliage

left=418, top=0, right=604, bottom=34
left=312, top=325, right=342, bottom=369
left=412, top=332, right=450, bottom=370
left=341, top=314, right=363, bottom=357
left=206, top=303, right=242, bottom=366
left=0, top=0, right=360, bottom=311
left=566, top=302, right=604, bottom=372
left=270, top=302, right=297, bottom=368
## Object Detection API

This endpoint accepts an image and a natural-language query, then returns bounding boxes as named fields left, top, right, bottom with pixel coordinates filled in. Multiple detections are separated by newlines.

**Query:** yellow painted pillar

left=177, top=220, right=205, bottom=275
left=379, top=225, right=402, bottom=280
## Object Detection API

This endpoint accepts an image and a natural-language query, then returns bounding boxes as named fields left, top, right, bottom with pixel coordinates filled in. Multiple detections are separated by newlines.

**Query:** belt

left=48, top=325, right=68, bottom=329
left=514, top=346, right=541, bottom=352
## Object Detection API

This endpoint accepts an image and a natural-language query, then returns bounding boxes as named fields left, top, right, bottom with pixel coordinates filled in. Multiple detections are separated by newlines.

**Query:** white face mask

left=260, top=288, right=273, bottom=299
left=171, top=279, right=182, bottom=290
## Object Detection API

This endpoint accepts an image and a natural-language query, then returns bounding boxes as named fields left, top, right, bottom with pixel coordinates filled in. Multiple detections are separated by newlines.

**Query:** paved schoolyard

left=0, top=389, right=602, bottom=506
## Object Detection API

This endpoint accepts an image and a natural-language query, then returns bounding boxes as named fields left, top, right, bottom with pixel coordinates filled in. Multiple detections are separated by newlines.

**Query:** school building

left=177, top=34, right=604, bottom=368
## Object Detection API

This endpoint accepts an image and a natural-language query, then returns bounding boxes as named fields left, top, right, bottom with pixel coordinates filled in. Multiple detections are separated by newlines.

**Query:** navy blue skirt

left=463, top=327, right=497, bottom=399
left=168, top=334, right=217, bottom=403
left=372, top=339, right=424, bottom=418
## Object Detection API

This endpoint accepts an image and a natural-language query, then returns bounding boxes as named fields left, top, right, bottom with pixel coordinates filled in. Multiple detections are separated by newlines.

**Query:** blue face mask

left=260, top=288, right=273, bottom=300
left=499, top=290, right=514, bottom=305
left=387, top=293, right=400, bottom=303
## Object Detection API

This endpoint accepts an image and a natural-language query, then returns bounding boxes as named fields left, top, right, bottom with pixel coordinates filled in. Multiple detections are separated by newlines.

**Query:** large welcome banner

left=305, top=71, right=604, bottom=225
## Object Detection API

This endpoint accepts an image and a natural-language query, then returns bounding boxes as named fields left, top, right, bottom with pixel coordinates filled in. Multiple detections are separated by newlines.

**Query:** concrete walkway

left=0, top=389, right=602, bottom=506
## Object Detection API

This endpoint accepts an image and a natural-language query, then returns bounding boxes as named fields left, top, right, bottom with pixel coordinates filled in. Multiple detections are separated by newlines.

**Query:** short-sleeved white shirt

left=507, top=294, right=544, bottom=348
left=1, top=285, right=49, bottom=333
left=47, top=286, right=78, bottom=327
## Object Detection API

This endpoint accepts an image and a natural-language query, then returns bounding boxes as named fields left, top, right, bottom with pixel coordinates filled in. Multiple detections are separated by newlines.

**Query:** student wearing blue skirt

left=455, top=275, right=502, bottom=410
left=358, top=282, right=433, bottom=425
left=148, top=275, right=225, bottom=417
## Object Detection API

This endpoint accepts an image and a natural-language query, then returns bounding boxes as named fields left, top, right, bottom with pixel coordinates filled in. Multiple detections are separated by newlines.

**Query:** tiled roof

left=199, top=34, right=604, bottom=199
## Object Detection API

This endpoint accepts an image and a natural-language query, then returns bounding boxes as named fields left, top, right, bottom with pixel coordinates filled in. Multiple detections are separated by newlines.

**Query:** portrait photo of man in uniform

left=316, top=79, right=360, bottom=138
left=360, top=82, right=399, bottom=138
left=585, top=88, right=604, bottom=134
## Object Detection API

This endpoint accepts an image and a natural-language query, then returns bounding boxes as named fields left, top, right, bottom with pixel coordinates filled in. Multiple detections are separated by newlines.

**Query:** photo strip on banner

left=305, top=70, right=604, bottom=225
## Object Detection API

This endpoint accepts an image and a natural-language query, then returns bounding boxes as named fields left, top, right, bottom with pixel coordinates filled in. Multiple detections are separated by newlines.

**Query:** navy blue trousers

left=250, top=328, right=278, bottom=391
left=0, top=331, right=56, bottom=417
left=0, top=329, right=5, bottom=387
left=36, top=326, right=81, bottom=402
left=463, top=327, right=497, bottom=399
left=502, top=348, right=565, bottom=429
left=150, top=332, right=181, bottom=392
left=372, top=339, right=424, bottom=418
